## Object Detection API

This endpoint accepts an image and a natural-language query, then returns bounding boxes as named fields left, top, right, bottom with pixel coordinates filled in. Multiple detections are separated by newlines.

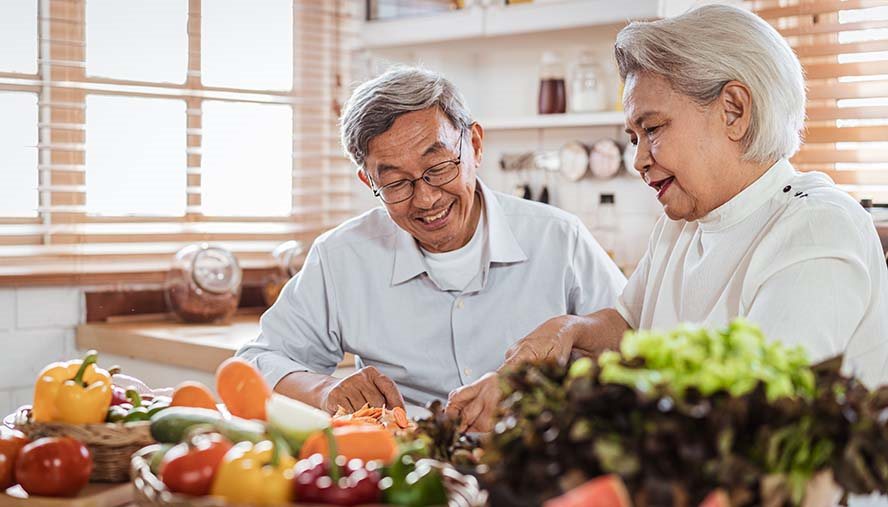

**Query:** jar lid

left=191, top=246, right=242, bottom=294
left=272, top=240, right=305, bottom=277
left=589, top=139, right=622, bottom=179
left=559, top=141, right=589, bottom=182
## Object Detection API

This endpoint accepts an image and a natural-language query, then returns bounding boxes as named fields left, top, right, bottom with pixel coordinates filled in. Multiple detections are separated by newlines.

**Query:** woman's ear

left=720, top=81, right=753, bottom=142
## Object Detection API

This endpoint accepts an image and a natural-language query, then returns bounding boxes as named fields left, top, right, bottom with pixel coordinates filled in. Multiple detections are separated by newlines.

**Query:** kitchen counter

left=75, top=314, right=355, bottom=374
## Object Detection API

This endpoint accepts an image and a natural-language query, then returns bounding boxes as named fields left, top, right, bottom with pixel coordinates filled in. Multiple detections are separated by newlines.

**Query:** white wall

left=0, top=287, right=215, bottom=418
left=0, top=287, right=81, bottom=417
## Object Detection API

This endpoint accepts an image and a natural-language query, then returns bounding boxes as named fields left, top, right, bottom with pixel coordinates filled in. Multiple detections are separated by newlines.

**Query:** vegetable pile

left=483, top=319, right=888, bottom=506
left=143, top=359, right=451, bottom=506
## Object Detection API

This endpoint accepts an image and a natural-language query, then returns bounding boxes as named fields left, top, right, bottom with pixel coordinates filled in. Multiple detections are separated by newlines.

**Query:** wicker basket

left=12, top=406, right=154, bottom=483
left=131, top=445, right=489, bottom=507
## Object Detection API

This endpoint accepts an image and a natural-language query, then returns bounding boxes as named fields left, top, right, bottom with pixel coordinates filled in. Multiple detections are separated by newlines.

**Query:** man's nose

left=411, top=179, right=443, bottom=208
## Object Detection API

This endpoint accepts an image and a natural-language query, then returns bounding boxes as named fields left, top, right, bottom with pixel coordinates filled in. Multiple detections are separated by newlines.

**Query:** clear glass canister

left=262, top=240, right=305, bottom=307
left=165, top=244, right=242, bottom=323
left=570, top=51, right=608, bottom=113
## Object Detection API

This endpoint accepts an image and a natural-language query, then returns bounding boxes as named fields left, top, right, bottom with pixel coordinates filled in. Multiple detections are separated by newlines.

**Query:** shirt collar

left=390, top=179, right=528, bottom=286
left=698, top=158, right=796, bottom=232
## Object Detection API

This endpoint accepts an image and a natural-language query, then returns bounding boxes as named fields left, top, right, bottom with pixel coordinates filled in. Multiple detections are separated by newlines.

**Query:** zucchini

left=150, top=407, right=265, bottom=443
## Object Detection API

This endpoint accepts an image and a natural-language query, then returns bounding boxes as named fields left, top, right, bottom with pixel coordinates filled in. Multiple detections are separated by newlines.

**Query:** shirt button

left=456, top=299, right=464, bottom=309
left=464, top=368, right=472, bottom=376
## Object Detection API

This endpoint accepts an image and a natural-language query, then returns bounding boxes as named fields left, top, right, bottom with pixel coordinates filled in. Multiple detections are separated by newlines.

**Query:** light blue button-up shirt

left=237, top=180, right=626, bottom=405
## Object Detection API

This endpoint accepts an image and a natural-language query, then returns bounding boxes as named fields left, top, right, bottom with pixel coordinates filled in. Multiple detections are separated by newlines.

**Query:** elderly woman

left=446, top=4, right=888, bottom=429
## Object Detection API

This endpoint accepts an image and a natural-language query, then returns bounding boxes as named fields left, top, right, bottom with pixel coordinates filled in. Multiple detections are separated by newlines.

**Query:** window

left=86, top=96, right=187, bottom=216
left=0, top=1, right=357, bottom=284
left=0, top=1, right=37, bottom=74
left=0, top=92, right=38, bottom=217
left=750, top=0, right=888, bottom=201
left=201, top=0, right=293, bottom=90
left=202, top=101, right=293, bottom=216
left=85, top=0, right=188, bottom=83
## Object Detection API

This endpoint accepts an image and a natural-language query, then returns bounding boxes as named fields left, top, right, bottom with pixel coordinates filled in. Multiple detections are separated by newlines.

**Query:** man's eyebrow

left=421, top=140, right=448, bottom=158
left=375, top=164, right=399, bottom=178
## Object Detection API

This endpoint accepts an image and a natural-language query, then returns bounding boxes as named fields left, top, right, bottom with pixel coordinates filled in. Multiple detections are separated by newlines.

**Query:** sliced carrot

left=170, top=381, right=218, bottom=410
left=332, top=417, right=382, bottom=428
left=215, top=358, right=271, bottom=420
left=392, top=406, right=409, bottom=429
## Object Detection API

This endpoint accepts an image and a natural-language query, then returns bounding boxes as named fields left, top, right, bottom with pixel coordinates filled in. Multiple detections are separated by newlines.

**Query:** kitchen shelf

left=481, top=111, right=625, bottom=130
left=361, top=6, right=484, bottom=49
left=361, top=0, right=696, bottom=49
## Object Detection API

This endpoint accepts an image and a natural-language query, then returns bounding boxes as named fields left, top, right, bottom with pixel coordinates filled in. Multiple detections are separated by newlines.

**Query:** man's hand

left=320, top=366, right=405, bottom=413
left=445, top=373, right=501, bottom=433
left=503, top=314, right=581, bottom=369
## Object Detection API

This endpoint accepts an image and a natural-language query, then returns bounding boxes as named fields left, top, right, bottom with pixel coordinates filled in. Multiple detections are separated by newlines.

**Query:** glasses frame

left=366, top=129, right=466, bottom=204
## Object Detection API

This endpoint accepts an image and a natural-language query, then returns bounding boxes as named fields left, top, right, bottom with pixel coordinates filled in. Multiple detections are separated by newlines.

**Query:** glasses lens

left=424, top=162, right=459, bottom=187
left=380, top=180, right=413, bottom=203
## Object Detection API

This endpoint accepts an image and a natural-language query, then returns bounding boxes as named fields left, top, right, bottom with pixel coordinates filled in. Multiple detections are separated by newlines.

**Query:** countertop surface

left=76, top=313, right=354, bottom=374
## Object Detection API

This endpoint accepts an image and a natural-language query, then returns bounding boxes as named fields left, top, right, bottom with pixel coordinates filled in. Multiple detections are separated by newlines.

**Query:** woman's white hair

left=614, top=4, right=806, bottom=163
left=340, top=66, right=473, bottom=168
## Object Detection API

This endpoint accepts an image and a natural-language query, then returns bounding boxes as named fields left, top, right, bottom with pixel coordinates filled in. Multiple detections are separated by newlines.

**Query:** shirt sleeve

left=568, top=219, right=628, bottom=316
left=235, top=241, right=344, bottom=389
left=743, top=206, right=870, bottom=373
left=614, top=216, right=664, bottom=330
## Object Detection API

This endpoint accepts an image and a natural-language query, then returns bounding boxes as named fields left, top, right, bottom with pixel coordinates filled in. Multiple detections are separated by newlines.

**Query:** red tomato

left=160, top=432, right=232, bottom=496
left=0, top=430, right=30, bottom=490
left=15, top=437, right=92, bottom=497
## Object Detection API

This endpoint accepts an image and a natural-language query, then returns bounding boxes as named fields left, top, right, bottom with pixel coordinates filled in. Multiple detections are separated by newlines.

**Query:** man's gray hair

left=340, top=66, right=474, bottom=168
left=614, top=4, right=806, bottom=163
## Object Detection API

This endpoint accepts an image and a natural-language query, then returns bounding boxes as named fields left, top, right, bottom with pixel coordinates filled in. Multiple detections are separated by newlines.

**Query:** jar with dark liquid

left=538, top=51, right=566, bottom=115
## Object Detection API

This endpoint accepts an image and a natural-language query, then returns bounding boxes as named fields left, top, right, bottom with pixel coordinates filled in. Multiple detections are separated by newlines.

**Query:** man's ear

left=720, top=81, right=753, bottom=142
left=470, top=122, right=484, bottom=165
left=357, top=168, right=372, bottom=190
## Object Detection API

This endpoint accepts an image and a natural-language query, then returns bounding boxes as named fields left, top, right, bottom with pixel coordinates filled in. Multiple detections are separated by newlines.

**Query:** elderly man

left=236, top=66, right=625, bottom=424
left=451, top=4, right=888, bottom=430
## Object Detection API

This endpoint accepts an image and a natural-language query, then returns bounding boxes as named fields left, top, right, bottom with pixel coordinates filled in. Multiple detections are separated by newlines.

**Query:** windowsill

left=0, top=258, right=277, bottom=287
left=0, top=241, right=293, bottom=287
left=75, top=313, right=355, bottom=374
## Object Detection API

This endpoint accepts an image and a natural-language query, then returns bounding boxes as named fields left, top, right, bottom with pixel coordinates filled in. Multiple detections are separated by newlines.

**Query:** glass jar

left=570, top=51, right=608, bottom=113
left=165, top=244, right=242, bottom=323
left=538, top=51, right=566, bottom=115
left=262, top=240, right=305, bottom=307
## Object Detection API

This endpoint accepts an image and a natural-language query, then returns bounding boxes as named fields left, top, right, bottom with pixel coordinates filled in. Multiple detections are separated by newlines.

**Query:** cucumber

left=148, top=443, right=174, bottom=475
left=150, top=407, right=221, bottom=443
left=150, top=407, right=266, bottom=443
left=216, top=417, right=267, bottom=444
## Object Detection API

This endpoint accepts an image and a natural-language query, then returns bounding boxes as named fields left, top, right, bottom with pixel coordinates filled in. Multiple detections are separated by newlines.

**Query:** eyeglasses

left=367, top=130, right=465, bottom=204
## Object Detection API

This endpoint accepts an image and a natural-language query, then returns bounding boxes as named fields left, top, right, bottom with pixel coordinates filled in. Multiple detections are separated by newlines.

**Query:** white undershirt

left=421, top=202, right=487, bottom=292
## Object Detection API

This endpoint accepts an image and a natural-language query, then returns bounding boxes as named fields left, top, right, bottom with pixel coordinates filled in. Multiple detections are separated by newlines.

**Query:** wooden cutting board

left=0, top=483, right=132, bottom=507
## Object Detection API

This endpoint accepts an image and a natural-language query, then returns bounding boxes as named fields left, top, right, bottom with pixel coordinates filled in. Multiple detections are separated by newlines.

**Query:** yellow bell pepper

left=210, top=437, right=296, bottom=505
left=32, top=350, right=112, bottom=424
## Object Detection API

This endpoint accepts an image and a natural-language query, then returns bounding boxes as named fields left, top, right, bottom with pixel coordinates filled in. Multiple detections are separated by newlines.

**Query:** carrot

left=170, top=381, right=218, bottom=410
left=392, top=406, right=409, bottom=429
left=215, top=358, right=271, bottom=420
left=332, top=417, right=382, bottom=428
left=299, top=425, right=399, bottom=464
